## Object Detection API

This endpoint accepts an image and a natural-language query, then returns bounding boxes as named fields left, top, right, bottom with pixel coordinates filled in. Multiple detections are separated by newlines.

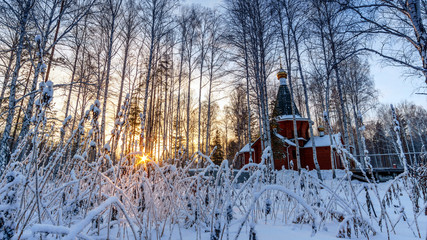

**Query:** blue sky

left=370, top=58, right=426, bottom=106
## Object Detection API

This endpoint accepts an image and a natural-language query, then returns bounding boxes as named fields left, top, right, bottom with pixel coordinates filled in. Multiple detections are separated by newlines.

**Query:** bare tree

left=17, top=0, right=94, bottom=146
left=0, top=0, right=34, bottom=170
left=99, top=0, right=122, bottom=146
left=111, top=0, right=140, bottom=157
left=283, top=0, right=323, bottom=179
left=227, top=0, right=276, bottom=171
left=196, top=8, right=209, bottom=155
left=204, top=9, right=227, bottom=156
left=275, top=0, right=302, bottom=171
left=226, top=0, right=254, bottom=163
left=139, top=0, right=176, bottom=153
left=346, top=0, right=427, bottom=85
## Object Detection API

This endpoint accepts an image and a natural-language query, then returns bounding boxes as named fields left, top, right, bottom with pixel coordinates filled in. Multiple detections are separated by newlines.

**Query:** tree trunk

left=0, top=2, right=31, bottom=170
left=141, top=6, right=156, bottom=153
left=101, top=5, right=119, bottom=146
left=292, top=30, right=322, bottom=180
left=0, top=50, right=15, bottom=110
left=63, top=43, right=81, bottom=140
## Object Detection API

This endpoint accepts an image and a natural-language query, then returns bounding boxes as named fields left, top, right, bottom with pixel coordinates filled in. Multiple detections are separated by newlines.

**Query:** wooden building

left=235, top=68, right=344, bottom=171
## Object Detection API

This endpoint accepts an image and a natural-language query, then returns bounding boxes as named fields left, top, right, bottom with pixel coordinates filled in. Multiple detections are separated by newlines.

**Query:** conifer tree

left=211, top=130, right=224, bottom=165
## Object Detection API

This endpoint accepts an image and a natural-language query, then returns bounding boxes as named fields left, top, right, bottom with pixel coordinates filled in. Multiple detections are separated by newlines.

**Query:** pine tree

left=211, top=130, right=224, bottom=165
left=127, top=98, right=141, bottom=153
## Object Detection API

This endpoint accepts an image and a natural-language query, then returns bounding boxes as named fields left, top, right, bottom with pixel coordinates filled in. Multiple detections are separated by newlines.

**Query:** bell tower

left=273, top=65, right=300, bottom=117
left=273, top=63, right=309, bottom=141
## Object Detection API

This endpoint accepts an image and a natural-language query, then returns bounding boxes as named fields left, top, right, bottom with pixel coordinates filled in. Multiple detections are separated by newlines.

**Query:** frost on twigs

left=34, top=35, right=41, bottom=43
left=0, top=167, right=23, bottom=240
left=336, top=216, right=376, bottom=238
left=39, top=80, right=54, bottom=106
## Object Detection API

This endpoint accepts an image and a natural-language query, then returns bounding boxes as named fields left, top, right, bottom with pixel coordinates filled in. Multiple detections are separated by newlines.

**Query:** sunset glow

left=135, top=154, right=149, bottom=166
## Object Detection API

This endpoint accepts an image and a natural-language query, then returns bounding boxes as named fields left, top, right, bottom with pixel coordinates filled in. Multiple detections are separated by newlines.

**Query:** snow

left=62, top=115, right=72, bottom=126
left=63, top=197, right=119, bottom=240
left=257, top=185, right=320, bottom=229
left=276, top=114, right=308, bottom=121
left=260, top=146, right=271, bottom=165
left=5, top=164, right=426, bottom=240
left=238, top=143, right=254, bottom=153
left=274, top=132, right=296, bottom=146
left=31, top=224, right=70, bottom=235
left=38, top=80, right=54, bottom=105
left=41, top=63, right=47, bottom=73
left=130, top=218, right=425, bottom=240
left=72, top=154, right=85, bottom=161
left=34, top=35, right=41, bottom=43
left=304, top=134, right=341, bottom=148
left=103, top=143, right=110, bottom=151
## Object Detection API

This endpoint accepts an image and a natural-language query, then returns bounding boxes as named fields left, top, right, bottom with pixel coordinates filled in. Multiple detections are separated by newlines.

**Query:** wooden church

left=234, top=67, right=344, bottom=171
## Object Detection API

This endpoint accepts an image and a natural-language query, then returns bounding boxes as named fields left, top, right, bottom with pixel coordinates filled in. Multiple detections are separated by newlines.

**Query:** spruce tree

left=211, top=130, right=224, bottom=165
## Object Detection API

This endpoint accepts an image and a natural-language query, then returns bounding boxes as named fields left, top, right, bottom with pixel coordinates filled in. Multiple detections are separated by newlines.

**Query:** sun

left=135, top=154, right=149, bottom=166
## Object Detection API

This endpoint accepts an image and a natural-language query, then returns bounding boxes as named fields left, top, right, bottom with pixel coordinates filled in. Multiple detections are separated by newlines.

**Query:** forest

left=0, top=0, right=426, bottom=239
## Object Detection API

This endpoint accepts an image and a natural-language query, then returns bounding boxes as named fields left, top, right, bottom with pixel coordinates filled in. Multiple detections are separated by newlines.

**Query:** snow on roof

left=239, top=143, right=254, bottom=153
left=284, top=139, right=297, bottom=146
left=276, top=115, right=309, bottom=121
left=274, top=132, right=285, bottom=140
left=291, top=137, right=307, bottom=141
left=304, top=134, right=341, bottom=148
left=274, top=132, right=296, bottom=146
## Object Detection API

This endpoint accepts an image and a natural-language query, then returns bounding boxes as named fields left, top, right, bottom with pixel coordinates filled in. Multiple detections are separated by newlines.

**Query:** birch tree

left=226, top=0, right=255, bottom=163
left=0, top=13, right=18, bottom=111
left=346, top=0, right=427, bottom=85
left=196, top=8, right=209, bottom=155
left=62, top=14, right=89, bottom=141
left=308, top=0, right=363, bottom=156
left=275, top=0, right=302, bottom=171
left=281, top=0, right=323, bottom=179
left=139, top=0, right=176, bottom=153
left=111, top=0, right=140, bottom=156
left=227, top=0, right=275, bottom=171
left=204, top=9, right=227, bottom=156
left=17, top=0, right=94, bottom=145
left=99, top=0, right=122, bottom=146
left=181, top=7, right=200, bottom=161
left=0, top=0, right=34, bottom=170
left=340, top=56, right=378, bottom=163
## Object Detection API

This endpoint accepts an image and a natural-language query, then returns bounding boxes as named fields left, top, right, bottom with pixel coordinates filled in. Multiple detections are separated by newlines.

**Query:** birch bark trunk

left=101, top=0, right=121, bottom=146
left=0, top=2, right=31, bottom=169
left=292, top=30, right=323, bottom=180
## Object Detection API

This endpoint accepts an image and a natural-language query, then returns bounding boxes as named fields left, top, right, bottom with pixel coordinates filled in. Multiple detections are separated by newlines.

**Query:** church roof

left=276, top=115, right=309, bottom=121
left=304, top=134, right=341, bottom=148
left=274, top=132, right=296, bottom=146
left=239, top=143, right=254, bottom=153
left=273, top=81, right=300, bottom=118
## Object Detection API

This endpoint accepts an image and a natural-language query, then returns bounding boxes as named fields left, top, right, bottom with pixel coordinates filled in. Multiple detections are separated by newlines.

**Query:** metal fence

left=353, top=152, right=426, bottom=169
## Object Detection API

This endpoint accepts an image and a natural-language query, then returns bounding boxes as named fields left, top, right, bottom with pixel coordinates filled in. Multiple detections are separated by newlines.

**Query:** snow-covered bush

left=0, top=165, right=23, bottom=240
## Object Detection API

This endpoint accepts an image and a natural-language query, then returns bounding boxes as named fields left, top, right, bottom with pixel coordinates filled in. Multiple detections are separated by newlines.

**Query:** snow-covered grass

left=1, top=154, right=425, bottom=240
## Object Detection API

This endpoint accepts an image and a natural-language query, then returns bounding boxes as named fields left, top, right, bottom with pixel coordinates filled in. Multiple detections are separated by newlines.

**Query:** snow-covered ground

left=8, top=165, right=425, bottom=240
left=161, top=170, right=427, bottom=240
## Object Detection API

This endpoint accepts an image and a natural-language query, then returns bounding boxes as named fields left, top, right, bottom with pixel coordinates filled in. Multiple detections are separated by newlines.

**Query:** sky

left=185, top=0, right=221, bottom=8
left=186, top=0, right=427, bottom=109
left=370, top=59, right=427, bottom=106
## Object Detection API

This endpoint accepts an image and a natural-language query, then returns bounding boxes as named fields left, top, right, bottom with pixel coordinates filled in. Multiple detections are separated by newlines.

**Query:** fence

left=353, top=152, right=426, bottom=169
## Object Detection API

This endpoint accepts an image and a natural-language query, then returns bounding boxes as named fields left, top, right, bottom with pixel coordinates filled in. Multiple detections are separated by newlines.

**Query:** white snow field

left=3, top=157, right=425, bottom=240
